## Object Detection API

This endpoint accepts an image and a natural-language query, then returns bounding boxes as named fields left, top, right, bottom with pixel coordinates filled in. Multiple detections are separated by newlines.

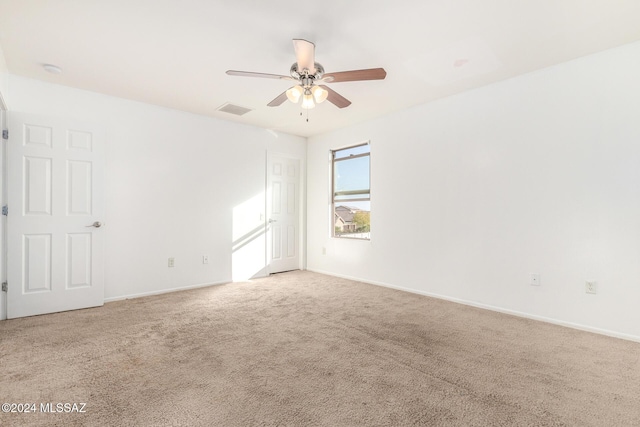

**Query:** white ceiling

left=1, top=0, right=640, bottom=137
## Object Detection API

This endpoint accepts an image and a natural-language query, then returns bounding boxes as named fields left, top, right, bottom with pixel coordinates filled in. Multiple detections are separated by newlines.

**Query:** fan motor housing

left=290, top=62, right=324, bottom=82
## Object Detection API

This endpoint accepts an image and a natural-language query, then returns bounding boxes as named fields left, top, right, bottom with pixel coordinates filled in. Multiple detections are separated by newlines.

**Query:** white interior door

left=267, top=154, right=300, bottom=274
left=7, top=113, right=104, bottom=318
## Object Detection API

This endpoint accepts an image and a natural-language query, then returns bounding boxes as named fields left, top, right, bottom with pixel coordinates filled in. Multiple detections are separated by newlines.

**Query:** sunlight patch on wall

left=232, top=192, right=266, bottom=281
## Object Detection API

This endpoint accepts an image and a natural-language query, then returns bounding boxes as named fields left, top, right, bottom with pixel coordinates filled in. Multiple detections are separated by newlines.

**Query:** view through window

left=332, top=143, right=370, bottom=239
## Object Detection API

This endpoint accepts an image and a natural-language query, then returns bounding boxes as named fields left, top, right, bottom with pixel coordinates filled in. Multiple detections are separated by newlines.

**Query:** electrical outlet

left=529, top=273, right=540, bottom=286
left=322, top=247, right=326, bottom=255
left=168, top=257, right=175, bottom=268
left=202, top=255, right=210, bottom=264
left=586, top=281, right=597, bottom=294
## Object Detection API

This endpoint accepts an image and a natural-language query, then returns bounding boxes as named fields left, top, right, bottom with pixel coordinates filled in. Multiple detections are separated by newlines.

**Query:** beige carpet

left=1, top=270, right=639, bottom=426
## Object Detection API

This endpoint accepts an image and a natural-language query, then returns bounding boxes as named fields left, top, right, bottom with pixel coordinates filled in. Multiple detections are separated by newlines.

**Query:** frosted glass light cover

left=312, top=86, right=328, bottom=103
left=301, top=93, right=315, bottom=109
left=286, top=86, right=303, bottom=103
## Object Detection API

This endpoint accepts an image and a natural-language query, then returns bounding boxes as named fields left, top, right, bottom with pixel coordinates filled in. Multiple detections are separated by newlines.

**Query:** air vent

left=217, top=103, right=252, bottom=116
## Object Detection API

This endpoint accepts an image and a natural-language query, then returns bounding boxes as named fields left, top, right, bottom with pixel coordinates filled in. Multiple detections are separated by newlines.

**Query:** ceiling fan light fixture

left=312, top=85, right=328, bottom=103
left=226, top=39, right=386, bottom=110
left=301, top=92, right=315, bottom=109
left=286, top=85, right=303, bottom=103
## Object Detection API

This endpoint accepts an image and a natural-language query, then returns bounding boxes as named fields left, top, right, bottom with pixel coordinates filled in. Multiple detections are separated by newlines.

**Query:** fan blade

left=318, top=76, right=335, bottom=84
left=267, top=91, right=288, bottom=107
left=293, top=39, right=316, bottom=74
left=323, top=68, right=387, bottom=83
left=320, top=85, right=351, bottom=108
left=226, top=70, right=293, bottom=80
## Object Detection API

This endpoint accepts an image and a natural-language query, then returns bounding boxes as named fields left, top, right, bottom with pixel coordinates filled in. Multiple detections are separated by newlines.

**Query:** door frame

left=0, top=107, right=7, bottom=320
left=265, top=151, right=306, bottom=274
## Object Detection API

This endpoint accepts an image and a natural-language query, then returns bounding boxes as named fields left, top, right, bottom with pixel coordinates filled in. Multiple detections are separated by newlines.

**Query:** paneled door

left=267, top=154, right=300, bottom=274
left=7, top=113, right=104, bottom=318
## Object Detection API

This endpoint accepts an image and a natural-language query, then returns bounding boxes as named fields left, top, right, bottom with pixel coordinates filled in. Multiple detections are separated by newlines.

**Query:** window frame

left=331, top=141, right=371, bottom=240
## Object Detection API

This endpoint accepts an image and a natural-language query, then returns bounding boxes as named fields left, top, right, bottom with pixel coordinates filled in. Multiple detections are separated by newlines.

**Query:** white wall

left=307, top=41, right=640, bottom=341
left=7, top=75, right=305, bottom=302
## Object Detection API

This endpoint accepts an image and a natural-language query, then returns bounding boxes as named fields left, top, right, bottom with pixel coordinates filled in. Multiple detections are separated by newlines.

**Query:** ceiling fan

left=226, top=39, right=386, bottom=109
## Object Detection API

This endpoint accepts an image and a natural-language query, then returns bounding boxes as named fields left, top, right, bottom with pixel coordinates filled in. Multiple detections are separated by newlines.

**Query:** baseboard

left=306, top=268, right=640, bottom=344
left=104, top=280, right=228, bottom=303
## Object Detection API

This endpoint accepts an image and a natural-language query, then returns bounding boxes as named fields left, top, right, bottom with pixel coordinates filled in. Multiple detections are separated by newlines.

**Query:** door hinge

left=1, top=282, right=6, bottom=292
left=1, top=205, right=7, bottom=216
left=2, top=129, right=7, bottom=140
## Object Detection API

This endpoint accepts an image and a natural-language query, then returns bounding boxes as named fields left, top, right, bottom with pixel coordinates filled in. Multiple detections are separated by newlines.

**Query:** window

left=332, top=143, right=370, bottom=239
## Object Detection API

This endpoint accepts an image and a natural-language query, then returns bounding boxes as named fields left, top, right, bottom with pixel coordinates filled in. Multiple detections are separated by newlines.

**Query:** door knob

left=86, top=221, right=102, bottom=228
